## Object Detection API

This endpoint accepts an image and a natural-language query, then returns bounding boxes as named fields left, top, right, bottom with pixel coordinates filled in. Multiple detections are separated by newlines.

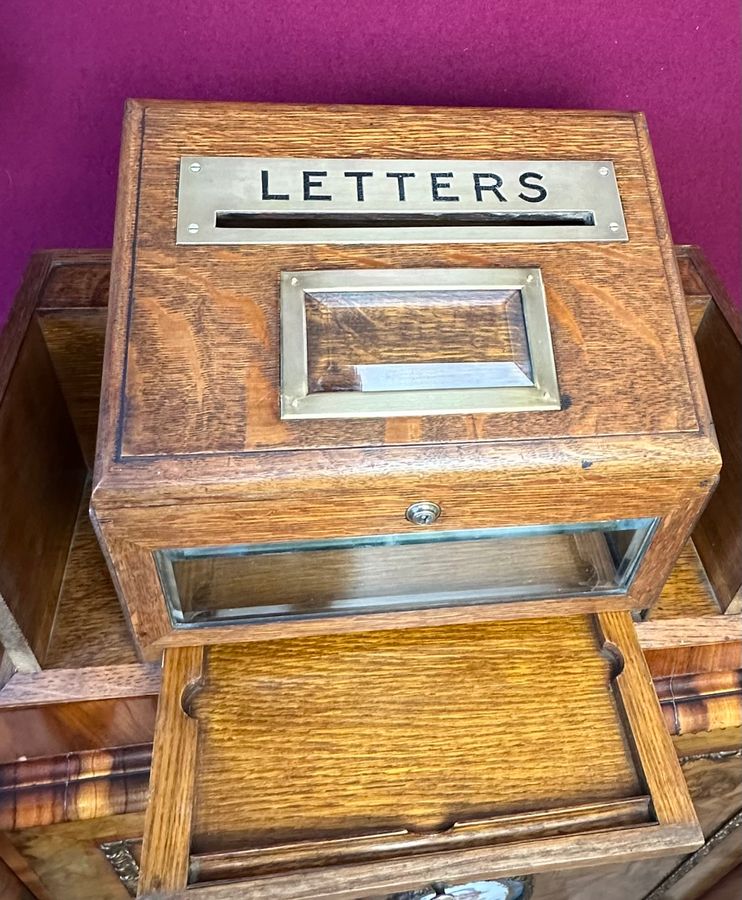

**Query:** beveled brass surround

left=280, top=268, right=560, bottom=419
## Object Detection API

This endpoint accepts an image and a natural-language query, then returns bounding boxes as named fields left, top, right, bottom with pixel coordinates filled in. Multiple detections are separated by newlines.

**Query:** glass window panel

left=304, top=289, right=532, bottom=394
left=155, top=518, right=658, bottom=628
left=279, top=269, right=560, bottom=419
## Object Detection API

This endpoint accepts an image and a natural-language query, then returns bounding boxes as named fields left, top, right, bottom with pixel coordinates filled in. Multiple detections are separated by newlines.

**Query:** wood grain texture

left=18, top=250, right=109, bottom=468
left=92, top=106, right=718, bottom=487
left=0, top=685, right=733, bottom=831
left=5, top=811, right=144, bottom=900
left=113, top=104, right=702, bottom=458
left=44, top=482, right=137, bottom=669
left=190, top=617, right=644, bottom=852
left=0, top=254, right=51, bottom=405
left=644, top=814, right=742, bottom=900
left=1, top=734, right=726, bottom=900
left=673, top=727, right=742, bottom=758
left=0, top=250, right=110, bottom=674
left=36, top=309, right=107, bottom=468
left=24, top=242, right=715, bottom=424
left=0, top=744, right=150, bottom=831
left=0, top=664, right=160, bottom=710
left=93, top=469, right=713, bottom=656
left=596, top=611, right=699, bottom=831
left=697, top=863, right=742, bottom=900
left=189, top=798, right=653, bottom=883
left=644, top=640, right=742, bottom=680
left=631, top=122, right=714, bottom=451
left=38, top=255, right=111, bottom=309
left=675, top=247, right=714, bottom=335
left=137, top=645, right=202, bottom=896
left=680, top=754, right=742, bottom=840
left=529, top=857, right=685, bottom=900
left=0, top=832, right=55, bottom=899
left=303, top=287, right=530, bottom=392
left=0, top=243, right=724, bottom=663
left=0, top=242, right=733, bottom=897
left=0, top=244, right=725, bottom=659
left=682, top=247, right=742, bottom=345
left=0, top=697, right=157, bottom=765
left=137, top=611, right=700, bottom=895
left=651, top=541, right=721, bottom=620
left=657, top=670, right=742, bottom=735
left=91, top=102, right=719, bottom=655
left=691, top=263, right=742, bottom=614
left=0, top=318, right=86, bottom=670
left=139, top=822, right=705, bottom=900
left=637, top=617, right=742, bottom=655
left=528, top=751, right=742, bottom=898
left=0, top=854, right=38, bottom=899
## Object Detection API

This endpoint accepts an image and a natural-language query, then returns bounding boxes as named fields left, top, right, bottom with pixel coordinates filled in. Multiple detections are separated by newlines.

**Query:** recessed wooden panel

left=0, top=320, right=86, bottom=671
left=37, top=309, right=107, bottom=468
left=190, top=618, right=642, bottom=852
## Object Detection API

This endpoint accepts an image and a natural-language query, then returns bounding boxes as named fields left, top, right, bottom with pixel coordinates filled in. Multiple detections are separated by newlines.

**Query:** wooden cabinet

left=0, top=239, right=738, bottom=897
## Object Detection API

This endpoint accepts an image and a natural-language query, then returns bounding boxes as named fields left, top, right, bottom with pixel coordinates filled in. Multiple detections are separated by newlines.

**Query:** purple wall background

left=2, top=0, right=740, bottom=323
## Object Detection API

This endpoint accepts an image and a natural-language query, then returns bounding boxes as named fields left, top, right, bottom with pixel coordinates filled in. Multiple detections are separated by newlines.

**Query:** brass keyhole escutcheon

left=405, top=501, right=441, bottom=526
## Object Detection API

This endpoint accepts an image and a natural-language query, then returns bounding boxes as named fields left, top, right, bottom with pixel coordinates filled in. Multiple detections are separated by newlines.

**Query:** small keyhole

left=405, top=501, right=441, bottom=526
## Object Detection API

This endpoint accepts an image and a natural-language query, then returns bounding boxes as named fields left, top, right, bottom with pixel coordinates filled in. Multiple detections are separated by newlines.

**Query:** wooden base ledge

left=189, top=797, right=653, bottom=883
left=142, top=824, right=703, bottom=900
left=0, top=663, right=161, bottom=709
left=635, top=615, right=742, bottom=651
left=0, top=615, right=738, bottom=710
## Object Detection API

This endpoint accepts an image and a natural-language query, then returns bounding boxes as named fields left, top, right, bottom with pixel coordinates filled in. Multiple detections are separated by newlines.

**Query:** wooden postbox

left=91, top=101, right=720, bottom=659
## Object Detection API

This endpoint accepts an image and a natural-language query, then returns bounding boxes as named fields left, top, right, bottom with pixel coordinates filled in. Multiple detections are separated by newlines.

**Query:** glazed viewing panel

left=156, top=517, right=657, bottom=627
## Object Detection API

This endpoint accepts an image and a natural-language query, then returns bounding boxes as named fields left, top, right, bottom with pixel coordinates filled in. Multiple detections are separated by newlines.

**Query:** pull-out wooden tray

left=139, top=612, right=701, bottom=898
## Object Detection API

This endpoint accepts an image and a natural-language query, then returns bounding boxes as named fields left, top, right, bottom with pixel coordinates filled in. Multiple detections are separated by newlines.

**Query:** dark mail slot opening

left=214, top=210, right=596, bottom=229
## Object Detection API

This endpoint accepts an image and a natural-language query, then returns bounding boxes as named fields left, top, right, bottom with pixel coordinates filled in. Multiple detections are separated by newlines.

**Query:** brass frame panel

left=279, top=267, right=560, bottom=419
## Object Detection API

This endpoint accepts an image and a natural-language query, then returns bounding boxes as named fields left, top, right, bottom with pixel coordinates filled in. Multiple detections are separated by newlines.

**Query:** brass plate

left=176, top=157, right=628, bottom=244
left=280, top=268, right=560, bottom=419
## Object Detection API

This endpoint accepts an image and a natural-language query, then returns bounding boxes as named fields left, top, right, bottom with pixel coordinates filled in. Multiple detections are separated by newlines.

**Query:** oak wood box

left=91, top=101, right=720, bottom=658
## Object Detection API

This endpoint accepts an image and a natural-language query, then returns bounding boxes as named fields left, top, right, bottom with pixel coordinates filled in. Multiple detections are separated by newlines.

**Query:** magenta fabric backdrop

left=2, top=0, right=740, bottom=323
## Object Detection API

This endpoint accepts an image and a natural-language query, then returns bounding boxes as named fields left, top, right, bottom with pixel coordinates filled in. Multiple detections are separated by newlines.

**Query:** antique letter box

left=91, top=101, right=720, bottom=657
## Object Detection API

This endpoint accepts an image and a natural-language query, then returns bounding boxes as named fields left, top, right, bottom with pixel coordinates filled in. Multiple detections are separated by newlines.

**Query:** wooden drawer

left=137, top=611, right=701, bottom=898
